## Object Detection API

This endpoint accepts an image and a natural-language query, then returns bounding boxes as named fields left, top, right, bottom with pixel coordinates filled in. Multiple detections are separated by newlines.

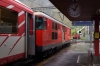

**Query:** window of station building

left=35, top=16, right=47, bottom=30
left=0, top=6, right=18, bottom=34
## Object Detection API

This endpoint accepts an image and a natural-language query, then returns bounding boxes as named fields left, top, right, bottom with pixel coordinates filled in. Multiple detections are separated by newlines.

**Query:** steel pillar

left=94, top=16, right=99, bottom=56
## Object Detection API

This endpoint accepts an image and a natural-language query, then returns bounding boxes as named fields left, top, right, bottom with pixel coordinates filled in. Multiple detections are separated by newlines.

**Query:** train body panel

left=35, top=12, right=71, bottom=52
left=36, top=30, right=42, bottom=47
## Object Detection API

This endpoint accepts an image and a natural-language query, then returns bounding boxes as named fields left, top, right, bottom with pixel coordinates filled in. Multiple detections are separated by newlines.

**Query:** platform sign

left=72, top=21, right=93, bottom=26
left=94, top=32, right=99, bottom=39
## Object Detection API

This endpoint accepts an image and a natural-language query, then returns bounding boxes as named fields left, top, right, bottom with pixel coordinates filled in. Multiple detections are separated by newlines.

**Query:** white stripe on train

left=18, top=20, right=25, bottom=28
left=18, top=11, right=25, bottom=16
left=7, top=5, right=14, bottom=9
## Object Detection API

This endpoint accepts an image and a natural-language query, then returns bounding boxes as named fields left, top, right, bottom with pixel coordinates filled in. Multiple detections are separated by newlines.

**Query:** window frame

left=35, top=16, right=47, bottom=30
left=52, top=32, right=58, bottom=40
left=0, top=6, right=18, bottom=34
left=52, top=21, right=55, bottom=30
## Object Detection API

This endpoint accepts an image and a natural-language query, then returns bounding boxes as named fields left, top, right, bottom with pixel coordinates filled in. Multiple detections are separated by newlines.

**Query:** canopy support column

left=94, top=15, right=99, bottom=56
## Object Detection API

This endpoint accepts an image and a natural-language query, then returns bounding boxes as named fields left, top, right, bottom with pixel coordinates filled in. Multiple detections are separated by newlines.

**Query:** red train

left=73, top=34, right=80, bottom=39
left=0, top=0, right=71, bottom=65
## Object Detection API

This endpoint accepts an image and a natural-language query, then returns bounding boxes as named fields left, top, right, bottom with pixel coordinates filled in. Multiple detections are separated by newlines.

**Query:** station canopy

left=49, top=0, right=100, bottom=22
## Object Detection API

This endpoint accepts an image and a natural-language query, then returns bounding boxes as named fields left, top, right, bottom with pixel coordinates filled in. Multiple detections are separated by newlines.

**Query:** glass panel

left=52, top=32, right=55, bottom=40
left=52, top=22, right=55, bottom=29
left=55, top=32, right=58, bottom=39
left=36, top=16, right=44, bottom=29
left=0, top=6, right=18, bottom=34
left=35, top=16, right=47, bottom=30
left=55, top=23, right=57, bottom=30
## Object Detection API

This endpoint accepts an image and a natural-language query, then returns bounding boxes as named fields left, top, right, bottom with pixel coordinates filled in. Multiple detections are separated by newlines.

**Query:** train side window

left=57, top=24, right=60, bottom=30
left=0, top=6, right=18, bottom=34
left=66, top=28, right=67, bottom=32
left=55, top=23, right=57, bottom=30
left=52, top=22, right=58, bottom=30
left=55, top=32, right=58, bottom=39
left=35, top=16, right=47, bottom=30
left=62, top=26, right=66, bottom=32
left=52, top=32, right=55, bottom=40
left=52, top=22, right=55, bottom=29
left=52, top=32, right=58, bottom=40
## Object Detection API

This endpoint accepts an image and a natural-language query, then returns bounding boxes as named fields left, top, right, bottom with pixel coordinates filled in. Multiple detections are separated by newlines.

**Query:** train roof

left=34, top=12, right=70, bottom=29
left=2, top=0, right=33, bottom=14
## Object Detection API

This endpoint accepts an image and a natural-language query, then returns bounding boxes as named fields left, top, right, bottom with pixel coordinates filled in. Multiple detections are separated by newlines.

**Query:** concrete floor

left=42, top=52, right=85, bottom=66
left=36, top=40, right=93, bottom=66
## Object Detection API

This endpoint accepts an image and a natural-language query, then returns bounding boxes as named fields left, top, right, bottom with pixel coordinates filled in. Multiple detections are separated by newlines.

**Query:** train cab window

left=35, top=16, right=47, bottom=30
left=57, top=24, right=60, bottom=30
left=0, top=6, right=18, bottom=34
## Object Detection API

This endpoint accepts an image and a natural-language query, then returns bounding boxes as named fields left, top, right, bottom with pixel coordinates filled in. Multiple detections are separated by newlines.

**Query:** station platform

left=36, top=40, right=100, bottom=66
left=42, top=52, right=85, bottom=66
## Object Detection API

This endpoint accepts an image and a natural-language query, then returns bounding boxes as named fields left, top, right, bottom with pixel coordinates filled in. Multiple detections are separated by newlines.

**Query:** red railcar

left=0, top=0, right=71, bottom=65
left=34, top=12, right=71, bottom=52
left=73, top=34, right=80, bottom=39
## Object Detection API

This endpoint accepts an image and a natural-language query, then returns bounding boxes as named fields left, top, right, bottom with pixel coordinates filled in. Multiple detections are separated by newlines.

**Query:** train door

left=62, top=26, right=65, bottom=44
left=26, top=13, right=35, bottom=57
